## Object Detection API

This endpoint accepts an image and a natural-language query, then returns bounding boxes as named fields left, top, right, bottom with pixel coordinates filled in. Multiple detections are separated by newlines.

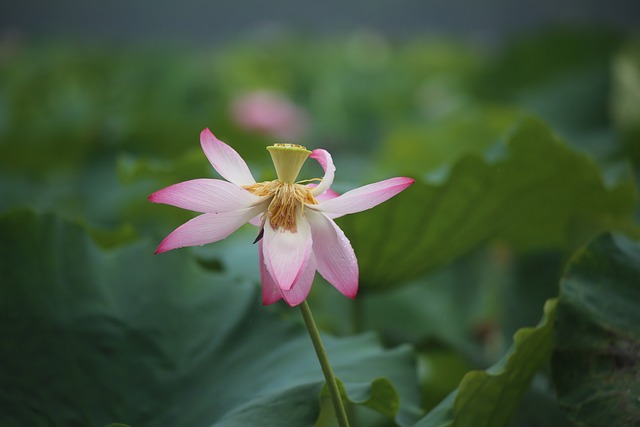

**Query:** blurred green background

left=1, top=2, right=640, bottom=426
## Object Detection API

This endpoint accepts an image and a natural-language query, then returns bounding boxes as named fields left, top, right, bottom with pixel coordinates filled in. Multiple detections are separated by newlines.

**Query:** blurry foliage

left=475, top=28, right=621, bottom=140
left=611, top=40, right=640, bottom=164
left=1, top=27, right=639, bottom=427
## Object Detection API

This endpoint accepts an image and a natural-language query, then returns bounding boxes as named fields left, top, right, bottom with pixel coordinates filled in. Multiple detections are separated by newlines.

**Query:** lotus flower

left=150, top=129, right=414, bottom=306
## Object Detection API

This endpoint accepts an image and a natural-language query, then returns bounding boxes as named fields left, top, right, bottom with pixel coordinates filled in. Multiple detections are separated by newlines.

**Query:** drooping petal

left=149, top=179, right=262, bottom=213
left=155, top=205, right=264, bottom=254
left=200, top=128, right=256, bottom=186
left=306, top=183, right=340, bottom=202
left=280, top=253, right=316, bottom=306
left=313, top=177, right=414, bottom=219
left=258, top=240, right=282, bottom=305
left=305, top=210, right=358, bottom=299
left=263, top=212, right=312, bottom=291
left=309, top=149, right=335, bottom=197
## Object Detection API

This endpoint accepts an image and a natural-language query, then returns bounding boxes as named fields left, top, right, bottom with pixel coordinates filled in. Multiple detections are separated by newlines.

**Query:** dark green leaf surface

left=339, top=117, right=637, bottom=289
left=415, top=299, right=557, bottom=427
left=0, top=211, right=421, bottom=427
left=552, top=233, right=640, bottom=426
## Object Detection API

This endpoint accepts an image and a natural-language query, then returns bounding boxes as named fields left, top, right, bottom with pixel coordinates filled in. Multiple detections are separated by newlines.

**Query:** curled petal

left=149, top=179, right=262, bottom=213
left=309, top=149, right=335, bottom=197
left=314, top=177, right=414, bottom=219
left=305, top=210, right=358, bottom=299
left=259, top=241, right=282, bottom=305
left=200, top=128, right=256, bottom=186
left=281, top=254, right=316, bottom=306
left=155, top=205, right=264, bottom=254
left=263, top=213, right=312, bottom=291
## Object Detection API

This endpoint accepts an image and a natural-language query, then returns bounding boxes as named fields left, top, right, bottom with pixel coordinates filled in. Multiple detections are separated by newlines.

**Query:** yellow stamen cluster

left=244, top=181, right=318, bottom=232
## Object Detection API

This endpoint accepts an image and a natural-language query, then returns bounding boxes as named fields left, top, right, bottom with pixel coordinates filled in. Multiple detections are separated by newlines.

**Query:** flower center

left=244, top=181, right=317, bottom=232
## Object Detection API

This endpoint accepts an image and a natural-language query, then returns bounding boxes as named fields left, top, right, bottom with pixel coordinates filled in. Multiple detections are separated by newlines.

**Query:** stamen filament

left=243, top=181, right=318, bottom=232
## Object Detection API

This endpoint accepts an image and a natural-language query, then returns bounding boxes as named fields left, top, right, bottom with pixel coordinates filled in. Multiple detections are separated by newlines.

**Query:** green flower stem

left=299, top=300, right=350, bottom=427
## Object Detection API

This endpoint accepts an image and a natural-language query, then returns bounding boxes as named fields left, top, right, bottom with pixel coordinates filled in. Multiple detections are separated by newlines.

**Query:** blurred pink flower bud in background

left=231, top=90, right=309, bottom=141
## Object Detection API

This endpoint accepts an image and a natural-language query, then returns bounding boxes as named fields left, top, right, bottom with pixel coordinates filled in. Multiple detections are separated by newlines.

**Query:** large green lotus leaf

left=552, top=233, right=640, bottom=426
left=0, top=211, right=421, bottom=427
left=338, top=117, right=637, bottom=289
left=414, top=299, right=557, bottom=427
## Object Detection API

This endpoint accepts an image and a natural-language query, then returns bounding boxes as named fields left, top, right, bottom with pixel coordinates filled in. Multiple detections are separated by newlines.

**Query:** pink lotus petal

left=258, top=240, right=282, bottom=305
left=307, top=183, right=340, bottom=202
left=263, top=213, right=312, bottom=291
left=314, top=177, right=414, bottom=219
left=249, top=215, right=263, bottom=227
left=305, top=210, right=358, bottom=299
left=149, top=179, right=262, bottom=213
left=309, top=149, right=335, bottom=197
left=200, top=128, right=256, bottom=186
left=155, top=205, right=264, bottom=254
left=280, top=253, right=316, bottom=306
